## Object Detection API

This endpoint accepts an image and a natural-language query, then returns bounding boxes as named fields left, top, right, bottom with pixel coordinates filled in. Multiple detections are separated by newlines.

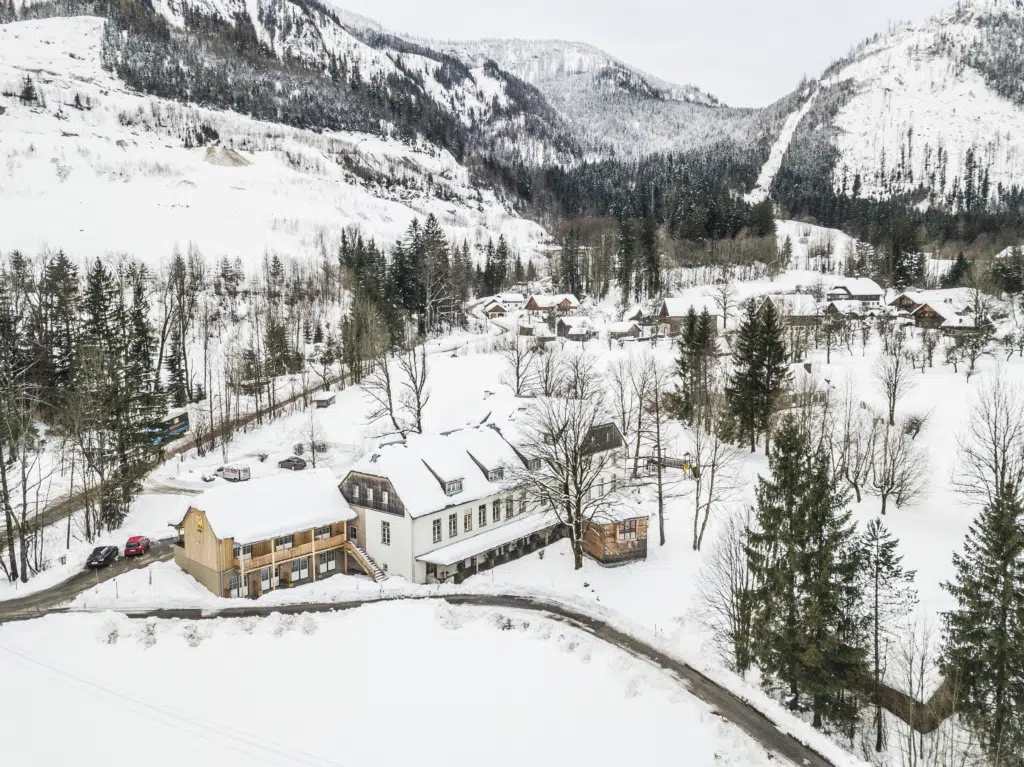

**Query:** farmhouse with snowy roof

left=339, top=409, right=627, bottom=584
left=169, top=469, right=380, bottom=599
left=826, top=278, right=884, bottom=306
left=483, top=299, right=508, bottom=319
left=758, top=294, right=820, bottom=327
left=658, top=296, right=720, bottom=335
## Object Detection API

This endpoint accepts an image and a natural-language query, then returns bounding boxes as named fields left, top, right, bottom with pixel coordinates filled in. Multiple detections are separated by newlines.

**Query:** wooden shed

left=583, top=507, right=648, bottom=566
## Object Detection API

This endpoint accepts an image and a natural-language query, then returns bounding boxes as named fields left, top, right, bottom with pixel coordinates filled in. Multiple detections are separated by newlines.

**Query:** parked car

left=86, top=546, right=118, bottom=568
left=278, top=456, right=308, bottom=471
left=124, top=536, right=151, bottom=557
left=201, top=473, right=216, bottom=483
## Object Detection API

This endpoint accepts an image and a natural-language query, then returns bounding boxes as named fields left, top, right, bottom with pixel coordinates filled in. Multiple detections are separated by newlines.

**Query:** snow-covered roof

left=527, top=293, right=580, bottom=310
left=826, top=299, right=871, bottom=315
left=347, top=425, right=526, bottom=518
left=762, top=294, right=819, bottom=316
left=660, top=296, right=719, bottom=318
left=893, top=288, right=971, bottom=312
left=180, top=469, right=355, bottom=545
left=597, top=504, right=649, bottom=524
left=607, top=320, right=640, bottom=333
left=313, top=390, right=336, bottom=402
left=416, top=511, right=559, bottom=566
left=165, top=407, right=189, bottom=420
left=911, top=301, right=961, bottom=322
left=827, top=278, right=883, bottom=297
left=557, top=316, right=591, bottom=328
left=498, top=292, right=525, bottom=303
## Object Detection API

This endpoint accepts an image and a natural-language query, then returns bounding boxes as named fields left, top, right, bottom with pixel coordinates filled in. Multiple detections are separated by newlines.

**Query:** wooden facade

left=172, top=509, right=372, bottom=598
left=583, top=517, right=648, bottom=565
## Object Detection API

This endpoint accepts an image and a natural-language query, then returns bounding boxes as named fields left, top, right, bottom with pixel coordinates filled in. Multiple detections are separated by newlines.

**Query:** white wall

left=364, top=509, right=414, bottom=582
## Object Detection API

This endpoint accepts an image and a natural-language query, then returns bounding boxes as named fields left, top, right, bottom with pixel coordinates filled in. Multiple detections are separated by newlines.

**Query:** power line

left=0, top=641, right=349, bottom=767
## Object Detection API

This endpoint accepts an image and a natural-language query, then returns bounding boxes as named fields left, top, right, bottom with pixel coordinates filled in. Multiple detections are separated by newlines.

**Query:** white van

left=221, top=465, right=251, bottom=482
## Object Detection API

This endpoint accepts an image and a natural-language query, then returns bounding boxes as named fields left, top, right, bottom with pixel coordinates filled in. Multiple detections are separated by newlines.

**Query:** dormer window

left=527, top=458, right=541, bottom=471
left=487, top=468, right=504, bottom=482
left=445, top=479, right=463, bottom=496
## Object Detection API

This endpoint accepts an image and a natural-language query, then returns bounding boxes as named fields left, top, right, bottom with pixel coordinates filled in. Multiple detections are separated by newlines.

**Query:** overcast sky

left=334, top=0, right=953, bottom=107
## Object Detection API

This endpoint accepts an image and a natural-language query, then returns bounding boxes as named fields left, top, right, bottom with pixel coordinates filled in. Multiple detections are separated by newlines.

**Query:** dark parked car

left=86, top=546, right=118, bottom=568
left=278, top=456, right=308, bottom=471
left=124, top=536, right=151, bottom=557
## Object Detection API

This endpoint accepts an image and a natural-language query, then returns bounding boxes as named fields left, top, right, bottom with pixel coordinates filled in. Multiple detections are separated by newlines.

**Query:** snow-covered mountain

left=0, top=16, right=548, bottom=268
left=444, top=38, right=787, bottom=160
left=774, top=0, right=1024, bottom=204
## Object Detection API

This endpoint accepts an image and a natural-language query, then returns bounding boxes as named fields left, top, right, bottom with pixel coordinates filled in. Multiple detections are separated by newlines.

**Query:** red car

left=124, top=536, right=151, bottom=557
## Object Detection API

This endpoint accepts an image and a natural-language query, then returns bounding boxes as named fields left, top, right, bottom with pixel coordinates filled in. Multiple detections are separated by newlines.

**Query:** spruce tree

left=746, top=417, right=866, bottom=731
left=941, top=483, right=1024, bottom=764
left=674, top=308, right=716, bottom=425
left=756, top=300, right=790, bottom=453
left=727, top=299, right=762, bottom=452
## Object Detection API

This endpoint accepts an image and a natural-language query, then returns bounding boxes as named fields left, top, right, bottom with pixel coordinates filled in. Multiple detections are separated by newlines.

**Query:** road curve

left=2, top=589, right=835, bottom=767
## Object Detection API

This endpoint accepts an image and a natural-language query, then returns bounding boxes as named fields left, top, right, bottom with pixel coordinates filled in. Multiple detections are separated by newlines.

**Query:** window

left=492, top=501, right=501, bottom=524
left=349, top=525, right=358, bottom=541
left=232, top=543, right=252, bottom=559
left=366, top=488, right=374, bottom=504
left=448, top=513, right=458, bottom=538
left=432, top=518, right=442, bottom=544
left=426, top=563, right=436, bottom=578
left=464, top=512, right=473, bottom=533
left=291, top=557, right=309, bottom=581
left=505, top=498, right=514, bottom=520
left=478, top=505, right=487, bottom=527
left=314, top=525, right=332, bottom=540
left=352, top=484, right=360, bottom=500
left=381, top=520, right=391, bottom=546
left=527, top=458, right=541, bottom=471
left=319, top=549, right=337, bottom=573
left=274, top=535, right=293, bottom=550
left=487, top=468, right=504, bottom=482
left=382, top=490, right=389, bottom=506
left=618, top=519, right=638, bottom=541
left=445, top=479, right=463, bottom=496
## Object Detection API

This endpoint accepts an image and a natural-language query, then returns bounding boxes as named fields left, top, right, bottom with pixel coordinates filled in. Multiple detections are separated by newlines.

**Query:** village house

left=339, top=411, right=625, bottom=585
left=658, top=297, right=720, bottom=336
left=607, top=320, right=642, bottom=340
left=556, top=315, right=593, bottom=339
left=759, top=294, right=820, bottom=327
left=169, top=470, right=381, bottom=598
left=826, top=278, right=884, bottom=307
left=823, top=299, right=870, bottom=319
left=525, top=294, right=581, bottom=316
left=497, top=292, right=526, bottom=309
left=911, top=301, right=976, bottom=332
left=582, top=506, right=649, bottom=565
left=774, top=362, right=832, bottom=411
left=483, top=300, right=508, bottom=319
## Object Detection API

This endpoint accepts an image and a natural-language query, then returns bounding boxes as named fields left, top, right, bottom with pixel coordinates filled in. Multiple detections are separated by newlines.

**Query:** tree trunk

left=880, top=493, right=888, bottom=515
left=0, top=447, right=18, bottom=581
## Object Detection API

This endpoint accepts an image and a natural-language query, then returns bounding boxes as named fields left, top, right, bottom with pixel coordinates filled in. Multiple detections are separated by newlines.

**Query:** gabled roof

left=826, top=299, right=869, bottom=315
left=761, top=294, right=819, bottom=317
left=607, top=320, right=640, bottom=333
left=660, top=295, right=719, bottom=318
left=526, top=293, right=580, bottom=310
left=912, top=301, right=962, bottom=323
left=346, top=425, right=525, bottom=518
left=498, top=292, right=525, bottom=303
left=557, top=316, right=591, bottom=328
left=313, top=390, right=336, bottom=402
left=175, top=469, right=356, bottom=545
left=827, top=278, right=884, bottom=297
left=483, top=300, right=507, bottom=312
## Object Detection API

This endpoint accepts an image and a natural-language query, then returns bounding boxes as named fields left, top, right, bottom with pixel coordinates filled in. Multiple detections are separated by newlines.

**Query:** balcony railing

left=235, top=533, right=348, bottom=571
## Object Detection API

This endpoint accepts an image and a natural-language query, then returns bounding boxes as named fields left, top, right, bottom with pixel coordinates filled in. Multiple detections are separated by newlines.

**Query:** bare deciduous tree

left=561, top=348, right=600, bottom=401
left=497, top=335, right=535, bottom=397
left=698, top=506, right=754, bottom=674
left=689, top=414, right=744, bottom=551
left=869, top=420, right=927, bottom=515
left=532, top=346, right=561, bottom=397
left=954, top=376, right=1024, bottom=508
left=834, top=380, right=877, bottom=503
left=363, top=352, right=402, bottom=434
left=397, top=342, right=430, bottom=435
left=508, top=395, right=624, bottom=571
left=712, top=280, right=736, bottom=330
left=874, top=350, right=915, bottom=427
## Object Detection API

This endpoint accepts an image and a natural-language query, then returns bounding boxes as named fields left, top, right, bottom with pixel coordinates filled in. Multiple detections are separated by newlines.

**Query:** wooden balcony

left=235, top=533, right=348, bottom=572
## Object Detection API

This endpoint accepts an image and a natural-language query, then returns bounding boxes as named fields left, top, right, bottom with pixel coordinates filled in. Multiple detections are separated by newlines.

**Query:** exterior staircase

left=347, top=543, right=388, bottom=582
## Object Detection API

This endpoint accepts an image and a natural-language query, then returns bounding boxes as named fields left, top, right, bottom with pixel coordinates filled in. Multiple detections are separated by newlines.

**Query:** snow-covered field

left=0, top=18, right=548, bottom=269
left=0, top=602, right=781, bottom=767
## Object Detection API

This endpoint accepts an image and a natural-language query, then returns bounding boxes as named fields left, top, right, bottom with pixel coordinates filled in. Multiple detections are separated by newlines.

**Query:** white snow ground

left=0, top=602, right=781, bottom=767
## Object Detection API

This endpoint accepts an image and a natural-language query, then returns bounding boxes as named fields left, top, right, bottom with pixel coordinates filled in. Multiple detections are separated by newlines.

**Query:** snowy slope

left=0, top=17, right=548, bottom=268
left=777, top=0, right=1024, bottom=201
